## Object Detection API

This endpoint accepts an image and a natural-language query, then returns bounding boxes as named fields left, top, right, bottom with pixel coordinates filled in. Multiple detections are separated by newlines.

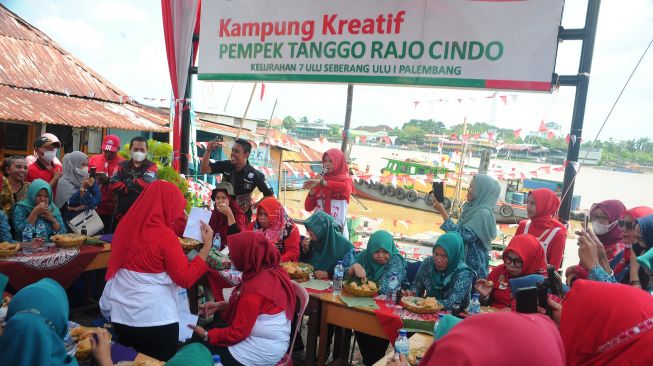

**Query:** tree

left=314, top=118, right=324, bottom=125
left=327, top=124, right=341, bottom=138
left=282, top=116, right=297, bottom=130
left=299, top=116, right=309, bottom=124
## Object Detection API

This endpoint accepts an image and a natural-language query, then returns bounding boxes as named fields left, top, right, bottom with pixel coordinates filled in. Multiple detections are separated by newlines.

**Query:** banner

left=198, top=0, right=564, bottom=91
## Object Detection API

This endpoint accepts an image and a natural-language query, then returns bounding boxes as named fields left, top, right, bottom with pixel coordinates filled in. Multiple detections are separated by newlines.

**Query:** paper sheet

left=182, top=207, right=212, bottom=241
left=178, top=312, right=199, bottom=342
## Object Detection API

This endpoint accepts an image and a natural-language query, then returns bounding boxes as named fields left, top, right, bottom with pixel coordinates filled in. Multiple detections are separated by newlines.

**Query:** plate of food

left=51, top=234, right=87, bottom=248
left=343, top=279, right=378, bottom=297
left=179, top=237, right=202, bottom=252
left=407, top=346, right=429, bottom=366
left=480, top=306, right=499, bottom=313
left=281, top=262, right=314, bottom=281
left=401, top=296, right=443, bottom=314
left=0, top=242, right=20, bottom=258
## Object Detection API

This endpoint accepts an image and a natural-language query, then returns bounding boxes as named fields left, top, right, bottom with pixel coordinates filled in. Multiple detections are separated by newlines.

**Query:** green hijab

left=0, top=278, right=77, bottom=366
left=304, top=211, right=354, bottom=272
left=432, top=232, right=471, bottom=297
left=458, top=174, right=499, bottom=250
left=435, top=314, right=463, bottom=340
left=355, top=230, right=404, bottom=282
left=16, top=179, right=61, bottom=217
left=167, top=343, right=213, bottom=366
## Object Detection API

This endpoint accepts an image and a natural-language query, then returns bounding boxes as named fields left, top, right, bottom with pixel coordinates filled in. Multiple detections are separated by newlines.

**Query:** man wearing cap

left=25, top=135, right=63, bottom=189
left=89, top=135, right=125, bottom=232
left=200, top=138, right=274, bottom=222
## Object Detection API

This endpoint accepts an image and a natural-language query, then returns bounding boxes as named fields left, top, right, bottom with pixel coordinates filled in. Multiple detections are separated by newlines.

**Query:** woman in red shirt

left=190, top=231, right=296, bottom=366
left=515, top=188, right=567, bottom=270
left=248, top=196, right=300, bottom=262
left=304, top=148, right=354, bottom=238
left=476, top=234, right=547, bottom=309
left=208, top=182, right=247, bottom=250
left=100, top=181, right=212, bottom=361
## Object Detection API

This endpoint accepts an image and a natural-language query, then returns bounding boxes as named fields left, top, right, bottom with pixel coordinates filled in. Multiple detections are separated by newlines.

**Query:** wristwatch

left=203, top=332, right=209, bottom=342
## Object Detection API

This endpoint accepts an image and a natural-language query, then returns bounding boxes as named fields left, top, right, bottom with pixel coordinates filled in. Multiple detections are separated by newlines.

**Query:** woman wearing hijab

left=304, top=148, right=354, bottom=238
left=249, top=196, right=300, bottom=262
left=0, top=278, right=113, bottom=366
left=100, top=181, right=212, bottom=361
left=411, top=312, right=565, bottom=366
left=515, top=188, right=567, bottom=269
left=348, top=230, right=407, bottom=365
left=0, top=155, right=30, bottom=215
left=189, top=231, right=296, bottom=366
left=433, top=174, right=500, bottom=279
left=559, top=280, right=653, bottom=365
left=405, top=232, right=474, bottom=312
left=611, top=206, right=653, bottom=286
left=12, top=178, right=67, bottom=240
left=476, top=234, right=547, bottom=309
left=55, top=151, right=101, bottom=222
left=301, top=211, right=356, bottom=279
left=208, top=182, right=247, bottom=250
left=567, top=200, right=627, bottom=283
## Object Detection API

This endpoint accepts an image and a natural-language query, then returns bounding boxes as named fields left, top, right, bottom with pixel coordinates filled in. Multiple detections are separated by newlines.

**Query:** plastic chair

left=276, top=280, right=309, bottom=366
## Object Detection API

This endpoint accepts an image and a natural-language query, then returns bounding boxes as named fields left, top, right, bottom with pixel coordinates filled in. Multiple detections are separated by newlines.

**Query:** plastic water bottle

left=433, top=313, right=444, bottom=336
left=212, top=234, right=222, bottom=251
left=333, top=260, right=344, bottom=295
left=469, top=293, right=481, bottom=315
left=212, top=354, right=223, bottom=366
left=386, top=271, right=399, bottom=308
left=22, top=225, right=34, bottom=254
left=394, top=329, right=410, bottom=357
left=36, top=222, right=47, bottom=242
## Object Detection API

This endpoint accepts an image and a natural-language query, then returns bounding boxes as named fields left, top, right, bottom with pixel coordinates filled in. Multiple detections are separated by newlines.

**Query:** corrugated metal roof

left=0, top=5, right=170, bottom=132
left=0, top=85, right=168, bottom=132
left=195, top=119, right=261, bottom=142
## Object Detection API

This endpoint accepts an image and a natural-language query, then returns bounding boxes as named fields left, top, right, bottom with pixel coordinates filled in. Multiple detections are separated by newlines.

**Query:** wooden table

left=372, top=333, right=433, bottom=366
left=84, top=243, right=111, bottom=271
left=317, top=293, right=387, bottom=366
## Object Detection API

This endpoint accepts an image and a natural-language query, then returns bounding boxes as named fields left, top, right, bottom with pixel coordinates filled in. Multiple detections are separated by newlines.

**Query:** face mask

left=75, top=167, right=88, bottom=176
left=592, top=220, right=616, bottom=235
left=131, top=151, right=146, bottom=162
left=42, top=149, right=57, bottom=162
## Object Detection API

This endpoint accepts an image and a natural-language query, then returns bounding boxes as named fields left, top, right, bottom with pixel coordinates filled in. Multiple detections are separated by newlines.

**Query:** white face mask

left=131, top=151, right=146, bottom=162
left=592, top=220, right=616, bottom=235
left=42, top=149, right=57, bottom=162
left=75, top=167, right=89, bottom=176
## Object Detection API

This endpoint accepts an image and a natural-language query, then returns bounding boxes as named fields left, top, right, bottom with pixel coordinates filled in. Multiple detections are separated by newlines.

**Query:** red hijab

left=420, top=312, right=565, bottom=366
left=321, top=148, right=354, bottom=212
left=561, top=280, right=653, bottom=366
left=613, top=206, right=653, bottom=275
left=208, top=188, right=246, bottom=247
left=106, top=181, right=186, bottom=280
left=489, top=234, right=547, bottom=308
left=250, top=197, right=295, bottom=247
left=222, top=232, right=295, bottom=323
left=527, top=188, right=566, bottom=232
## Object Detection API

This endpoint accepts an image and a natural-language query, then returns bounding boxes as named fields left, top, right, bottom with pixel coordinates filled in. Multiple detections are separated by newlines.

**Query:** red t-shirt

left=26, top=159, right=62, bottom=192
left=89, top=154, right=125, bottom=215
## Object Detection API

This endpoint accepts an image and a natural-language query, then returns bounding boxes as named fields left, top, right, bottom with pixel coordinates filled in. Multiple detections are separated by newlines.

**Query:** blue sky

left=3, top=0, right=652, bottom=141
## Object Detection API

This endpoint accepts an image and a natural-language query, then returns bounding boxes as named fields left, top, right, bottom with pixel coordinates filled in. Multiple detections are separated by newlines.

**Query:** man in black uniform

left=200, top=138, right=274, bottom=221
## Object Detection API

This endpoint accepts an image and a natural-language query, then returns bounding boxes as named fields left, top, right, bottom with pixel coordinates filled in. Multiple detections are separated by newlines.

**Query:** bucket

left=571, top=195, right=582, bottom=211
left=512, top=192, right=525, bottom=205
left=505, top=191, right=514, bottom=203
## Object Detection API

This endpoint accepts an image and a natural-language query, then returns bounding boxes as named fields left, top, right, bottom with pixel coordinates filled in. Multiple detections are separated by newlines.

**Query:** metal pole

left=180, top=54, right=194, bottom=175
left=558, top=0, right=601, bottom=221
left=341, top=84, right=354, bottom=157
left=264, top=98, right=278, bottom=138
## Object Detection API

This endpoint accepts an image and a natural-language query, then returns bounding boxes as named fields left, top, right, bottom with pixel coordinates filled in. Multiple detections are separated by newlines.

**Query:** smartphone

left=432, top=180, right=445, bottom=203
left=516, top=286, right=539, bottom=314
left=89, top=166, right=97, bottom=178
left=583, top=214, right=589, bottom=230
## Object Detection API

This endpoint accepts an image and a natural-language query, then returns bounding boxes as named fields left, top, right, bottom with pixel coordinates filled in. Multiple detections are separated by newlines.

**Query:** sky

left=3, top=0, right=652, bottom=141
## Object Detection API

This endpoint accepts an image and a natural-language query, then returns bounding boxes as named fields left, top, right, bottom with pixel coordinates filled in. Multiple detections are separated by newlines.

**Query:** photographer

left=89, top=135, right=124, bottom=232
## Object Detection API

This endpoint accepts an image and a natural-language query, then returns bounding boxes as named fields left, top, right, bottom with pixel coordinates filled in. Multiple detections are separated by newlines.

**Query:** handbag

left=67, top=209, right=104, bottom=236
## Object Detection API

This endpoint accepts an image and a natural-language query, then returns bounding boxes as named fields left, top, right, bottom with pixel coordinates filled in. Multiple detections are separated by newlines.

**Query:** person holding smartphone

left=55, top=151, right=101, bottom=222
left=89, top=135, right=124, bottom=233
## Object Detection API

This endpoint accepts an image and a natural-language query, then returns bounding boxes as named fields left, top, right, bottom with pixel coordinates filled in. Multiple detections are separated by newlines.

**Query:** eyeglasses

left=503, top=256, right=523, bottom=268
left=590, top=214, right=609, bottom=222
left=618, top=219, right=636, bottom=231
